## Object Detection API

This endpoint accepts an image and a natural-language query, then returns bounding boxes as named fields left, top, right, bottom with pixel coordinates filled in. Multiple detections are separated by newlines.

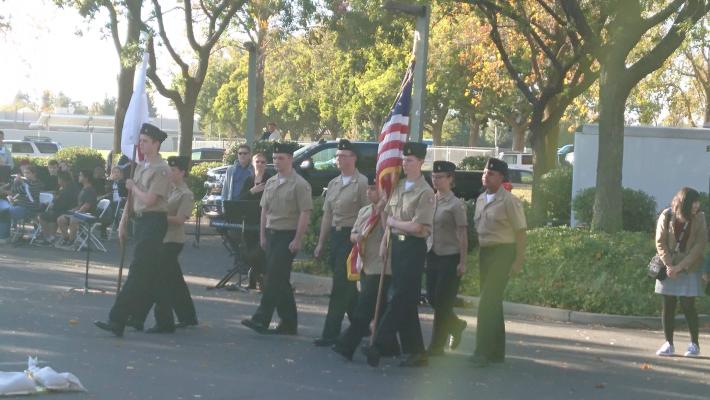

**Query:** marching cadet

left=426, top=161, right=468, bottom=356
left=242, top=142, right=312, bottom=335
left=313, top=139, right=369, bottom=347
left=363, top=141, right=434, bottom=368
left=332, top=175, right=400, bottom=360
left=144, top=156, right=198, bottom=332
left=469, top=158, right=527, bottom=367
left=95, top=123, right=171, bottom=337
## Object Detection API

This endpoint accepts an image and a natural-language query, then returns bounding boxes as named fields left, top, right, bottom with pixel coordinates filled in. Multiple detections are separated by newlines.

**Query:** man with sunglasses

left=221, top=144, right=254, bottom=206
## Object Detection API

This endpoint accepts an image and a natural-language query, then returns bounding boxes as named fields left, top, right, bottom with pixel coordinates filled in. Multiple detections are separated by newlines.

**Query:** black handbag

left=648, top=209, right=688, bottom=281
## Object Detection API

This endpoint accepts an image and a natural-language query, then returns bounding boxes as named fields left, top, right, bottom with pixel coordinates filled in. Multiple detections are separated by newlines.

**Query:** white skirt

left=655, top=271, right=704, bottom=297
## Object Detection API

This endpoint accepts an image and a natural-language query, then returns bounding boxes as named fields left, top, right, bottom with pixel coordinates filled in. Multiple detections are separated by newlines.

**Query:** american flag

left=347, top=61, right=415, bottom=281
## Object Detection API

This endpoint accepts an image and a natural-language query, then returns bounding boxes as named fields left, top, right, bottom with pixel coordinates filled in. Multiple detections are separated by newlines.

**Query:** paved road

left=0, top=233, right=709, bottom=399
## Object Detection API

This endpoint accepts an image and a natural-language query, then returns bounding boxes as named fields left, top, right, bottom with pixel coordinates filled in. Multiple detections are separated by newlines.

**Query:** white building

left=571, top=124, right=710, bottom=225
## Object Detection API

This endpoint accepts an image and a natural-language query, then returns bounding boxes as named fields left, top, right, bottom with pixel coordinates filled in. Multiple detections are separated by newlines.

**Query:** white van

left=498, top=151, right=533, bottom=171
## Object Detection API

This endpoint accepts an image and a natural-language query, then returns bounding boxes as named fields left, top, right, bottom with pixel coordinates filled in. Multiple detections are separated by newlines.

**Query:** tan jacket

left=656, top=210, right=707, bottom=272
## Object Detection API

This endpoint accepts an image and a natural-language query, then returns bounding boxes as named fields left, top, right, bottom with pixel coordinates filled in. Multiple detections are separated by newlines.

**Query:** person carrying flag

left=363, top=141, right=434, bottom=368
left=332, top=175, right=400, bottom=360
left=312, top=139, right=369, bottom=347
left=94, top=123, right=171, bottom=337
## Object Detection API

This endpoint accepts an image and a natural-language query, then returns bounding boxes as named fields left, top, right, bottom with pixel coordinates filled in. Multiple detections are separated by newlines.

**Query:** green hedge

left=458, top=156, right=487, bottom=171
left=186, top=161, right=222, bottom=200
left=55, top=147, right=105, bottom=177
left=573, top=187, right=657, bottom=232
left=458, top=226, right=710, bottom=316
left=537, top=166, right=572, bottom=225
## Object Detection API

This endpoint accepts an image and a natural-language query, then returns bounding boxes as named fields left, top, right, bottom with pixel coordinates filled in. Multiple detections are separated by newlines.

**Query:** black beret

left=485, top=157, right=509, bottom=176
left=337, top=139, right=353, bottom=151
left=272, top=142, right=297, bottom=155
left=140, top=123, right=167, bottom=143
left=168, top=156, right=190, bottom=172
left=402, top=141, right=427, bottom=159
left=433, top=160, right=456, bottom=173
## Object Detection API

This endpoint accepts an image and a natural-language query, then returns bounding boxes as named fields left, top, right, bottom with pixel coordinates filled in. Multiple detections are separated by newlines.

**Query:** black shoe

left=126, top=318, right=144, bottom=332
left=176, top=320, right=198, bottom=329
left=94, top=320, right=124, bottom=337
left=361, top=345, right=381, bottom=367
left=241, top=318, right=268, bottom=334
left=331, top=343, right=354, bottom=361
left=427, top=347, right=445, bottom=357
left=399, top=353, right=428, bottom=367
left=313, top=337, right=336, bottom=347
left=145, top=325, right=176, bottom=334
left=468, top=354, right=490, bottom=368
left=380, top=346, right=401, bottom=358
left=267, top=324, right=297, bottom=336
left=449, top=319, right=467, bottom=350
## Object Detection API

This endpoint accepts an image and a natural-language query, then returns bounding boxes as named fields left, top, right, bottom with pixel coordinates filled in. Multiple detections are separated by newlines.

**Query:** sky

left=0, top=0, right=183, bottom=117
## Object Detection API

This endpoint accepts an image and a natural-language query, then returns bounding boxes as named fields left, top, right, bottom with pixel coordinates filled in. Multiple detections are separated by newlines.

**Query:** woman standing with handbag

left=655, top=187, right=707, bottom=357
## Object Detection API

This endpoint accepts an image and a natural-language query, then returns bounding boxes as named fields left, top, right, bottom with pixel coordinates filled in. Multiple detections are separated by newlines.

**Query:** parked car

left=507, top=167, right=533, bottom=202
left=557, top=144, right=574, bottom=165
left=498, top=151, right=533, bottom=171
left=4, top=137, right=61, bottom=158
left=191, top=147, right=225, bottom=164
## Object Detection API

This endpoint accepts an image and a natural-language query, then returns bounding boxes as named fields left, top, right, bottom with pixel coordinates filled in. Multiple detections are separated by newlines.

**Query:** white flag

left=120, top=51, right=150, bottom=161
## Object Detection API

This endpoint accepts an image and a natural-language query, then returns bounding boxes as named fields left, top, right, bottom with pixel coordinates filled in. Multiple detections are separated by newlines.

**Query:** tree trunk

left=511, top=123, right=526, bottom=152
left=112, top=0, right=142, bottom=154
left=591, top=63, right=630, bottom=233
left=529, top=121, right=559, bottom=226
left=177, top=101, right=196, bottom=156
left=704, top=88, right=710, bottom=125
left=468, top=116, right=481, bottom=147
left=430, top=108, right=447, bottom=146
left=114, top=66, right=135, bottom=152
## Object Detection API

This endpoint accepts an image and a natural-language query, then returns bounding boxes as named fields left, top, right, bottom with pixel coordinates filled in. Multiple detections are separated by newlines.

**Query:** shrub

left=458, top=156, right=488, bottom=171
left=186, top=161, right=222, bottom=200
left=572, top=187, right=657, bottom=232
left=459, top=226, right=681, bottom=316
left=11, top=156, right=48, bottom=169
left=223, top=140, right=303, bottom=164
left=55, top=147, right=105, bottom=177
left=537, top=166, right=572, bottom=225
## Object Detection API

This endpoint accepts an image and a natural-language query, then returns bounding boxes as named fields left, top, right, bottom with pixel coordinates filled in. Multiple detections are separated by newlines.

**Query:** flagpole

left=116, top=145, right=137, bottom=293
left=369, top=224, right=391, bottom=346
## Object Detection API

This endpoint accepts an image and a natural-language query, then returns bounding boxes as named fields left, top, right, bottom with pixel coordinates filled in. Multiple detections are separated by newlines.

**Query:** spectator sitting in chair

left=0, top=164, right=43, bottom=244
left=36, top=171, right=79, bottom=245
left=93, top=165, right=108, bottom=197
left=98, top=166, right=127, bottom=239
left=55, top=170, right=98, bottom=249
left=41, top=159, right=60, bottom=192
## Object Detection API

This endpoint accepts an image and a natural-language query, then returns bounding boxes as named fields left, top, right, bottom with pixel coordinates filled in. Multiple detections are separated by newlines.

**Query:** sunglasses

left=238, top=152, right=250, bottom=155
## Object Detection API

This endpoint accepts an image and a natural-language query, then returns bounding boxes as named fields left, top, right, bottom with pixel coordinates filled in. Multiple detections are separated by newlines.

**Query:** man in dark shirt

left=37, top=171, right=78, bottom=244
left=40, top=160, right=60, bottom=192
left=55, top=170, right=98, bottom=248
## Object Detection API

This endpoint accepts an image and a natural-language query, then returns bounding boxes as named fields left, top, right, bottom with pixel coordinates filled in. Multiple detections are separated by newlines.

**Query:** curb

left=458, top=295, right=710, bottom=330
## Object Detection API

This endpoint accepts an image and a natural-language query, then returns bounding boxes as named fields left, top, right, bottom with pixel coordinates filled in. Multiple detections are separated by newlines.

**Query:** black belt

left=266, top=228, right=296, bottom=234
left=134, top=211, right=166, bottom=219
left=332, top=226, right=352, bottom=232
left=390, top=233, right=425, bottom=242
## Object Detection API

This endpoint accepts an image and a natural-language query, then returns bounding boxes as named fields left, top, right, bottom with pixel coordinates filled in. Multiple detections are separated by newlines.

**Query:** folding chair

left=29, top=192, right=54, bottom=245
left=74, top=199, right=112, bottom=253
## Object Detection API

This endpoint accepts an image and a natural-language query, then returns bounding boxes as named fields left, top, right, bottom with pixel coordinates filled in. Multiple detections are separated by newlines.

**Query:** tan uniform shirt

left=322, top=171, right=369, bottom=228
left=133, top=156, right=171, bottom=214
left=384, top=175, right=435, bottom=238
left=163, top=182, right=194, bottom=244
left=474, top=188, right=526, bottom=247
left=431, top=191, right=468, bottom=255
left=260, top=171, right=313, bottom=230
left=352, top=204, right=390, bottom=275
